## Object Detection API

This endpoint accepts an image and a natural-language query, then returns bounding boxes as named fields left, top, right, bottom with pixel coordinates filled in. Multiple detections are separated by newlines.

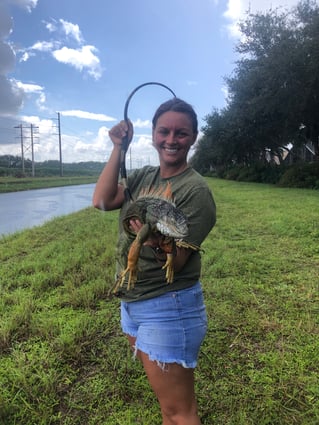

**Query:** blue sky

left=0, top=0, right=308, bottom=166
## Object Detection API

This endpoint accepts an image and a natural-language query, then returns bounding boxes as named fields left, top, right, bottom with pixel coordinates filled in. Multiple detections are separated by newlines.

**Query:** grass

left=0, top=176, right=97, bottom=193
left=0, top=178, right=318, bottom=424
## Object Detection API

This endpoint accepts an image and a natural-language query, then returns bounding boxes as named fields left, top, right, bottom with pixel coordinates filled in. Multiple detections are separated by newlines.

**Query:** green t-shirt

left=115, top=166, right=216, bottom=301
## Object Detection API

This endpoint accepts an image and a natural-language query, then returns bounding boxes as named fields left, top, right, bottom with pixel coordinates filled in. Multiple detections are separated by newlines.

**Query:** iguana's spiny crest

left=124, top=182, right=188, bottom=239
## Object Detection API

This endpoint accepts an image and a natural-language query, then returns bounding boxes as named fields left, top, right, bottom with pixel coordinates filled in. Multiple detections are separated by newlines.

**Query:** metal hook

left=120, top=82, right=176, bottom=202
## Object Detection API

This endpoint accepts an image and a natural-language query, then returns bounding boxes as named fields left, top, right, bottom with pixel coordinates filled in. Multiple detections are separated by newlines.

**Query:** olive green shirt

left=115, top=166, right=216, bottom=301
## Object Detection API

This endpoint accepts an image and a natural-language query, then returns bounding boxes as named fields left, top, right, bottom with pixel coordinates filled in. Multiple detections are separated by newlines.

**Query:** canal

left=0, top=184, right=95, bottom=236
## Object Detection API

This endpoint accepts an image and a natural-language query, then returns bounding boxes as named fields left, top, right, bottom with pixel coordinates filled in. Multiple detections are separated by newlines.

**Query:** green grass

left=0, top=178, right=318, bottom=424
left=0, top=176, right=97, bottom=193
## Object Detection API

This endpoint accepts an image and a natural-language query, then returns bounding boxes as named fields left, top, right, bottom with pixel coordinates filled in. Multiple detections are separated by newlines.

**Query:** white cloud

left=36, top=91, right=46, bottom=110
left=132, top=118, right=151, bottom=129
left=15, top=80, right=47, bottom=111
left=52, top=45, right=102, bottom=79
left=31, top=40, right=56, bottom=52
left=44, top=19, right=57, bottom=33
left=20, top=51, right=30, bottom=62
left=61, top=110, right=116, bottom=122
left=19, top=19, right=103, bottom=80
left=129, top=134, right=159, bottom=168
left=8, top=0, right=38, bottom=13
left=223, top=0, right=306, bottom=38
left=221, top=85, right=229, bottom=103
left=17, top=41, right=57, bottom=64
left=20, top=115, right=55, bottom=134
left=60, top=19, right=83, bottom=44
left=16, top=81, right=43, bottom=93
left=95, top=126, right=109, bottom=144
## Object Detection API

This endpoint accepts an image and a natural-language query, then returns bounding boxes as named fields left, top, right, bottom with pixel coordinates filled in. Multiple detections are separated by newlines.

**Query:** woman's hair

left=152, top=98, right=198, bottom=135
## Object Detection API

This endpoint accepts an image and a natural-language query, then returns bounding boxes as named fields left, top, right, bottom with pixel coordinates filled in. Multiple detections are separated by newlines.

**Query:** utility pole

left=14, top=123, right=38, bottom=176
left=31, top=124, right=35, bottom=177
left=14, top=124, right=25, bottom=173
left=51, top=112, right=63, bottom=176
left=29, top=124, right=39, bottom=177
left=57, top=112, right=63, bottom=177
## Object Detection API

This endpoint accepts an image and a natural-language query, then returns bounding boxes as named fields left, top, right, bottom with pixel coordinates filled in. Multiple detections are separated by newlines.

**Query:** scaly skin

left=111, top=183, right=199, bottom=294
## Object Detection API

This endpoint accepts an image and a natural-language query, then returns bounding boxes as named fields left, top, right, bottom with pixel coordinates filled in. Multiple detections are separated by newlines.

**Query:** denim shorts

left=120, top=282, right=207, bottom=368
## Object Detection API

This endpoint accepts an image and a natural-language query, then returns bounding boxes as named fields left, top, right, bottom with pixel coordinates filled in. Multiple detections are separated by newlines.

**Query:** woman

left=93, top=98, right=216, bottom=425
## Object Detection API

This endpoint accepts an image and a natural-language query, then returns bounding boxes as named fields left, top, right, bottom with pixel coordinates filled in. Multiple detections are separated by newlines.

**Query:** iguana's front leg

left=117, top=223, right=151, bottom=290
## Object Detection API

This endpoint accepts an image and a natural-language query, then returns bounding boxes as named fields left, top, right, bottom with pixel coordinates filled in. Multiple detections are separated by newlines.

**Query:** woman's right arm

left=92, top=120, right=133, bottom=211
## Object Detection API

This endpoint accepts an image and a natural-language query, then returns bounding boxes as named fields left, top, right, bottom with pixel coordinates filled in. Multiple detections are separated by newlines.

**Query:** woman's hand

left=129, top=219, right=161, bottom=248
left=109, top=120, right=133, bottom=147
left=129, top=219, right=192, bottom=272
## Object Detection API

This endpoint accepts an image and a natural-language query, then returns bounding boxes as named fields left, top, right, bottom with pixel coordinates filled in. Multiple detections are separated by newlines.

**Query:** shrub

left=278, top=162, right=319, bottom=189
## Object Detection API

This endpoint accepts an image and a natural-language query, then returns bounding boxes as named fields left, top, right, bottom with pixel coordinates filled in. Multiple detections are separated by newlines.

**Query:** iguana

left=112, top=182, right=200, bottom=294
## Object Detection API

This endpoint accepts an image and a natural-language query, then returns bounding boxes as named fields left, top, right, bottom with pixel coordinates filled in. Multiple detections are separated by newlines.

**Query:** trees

left=192, top=0, right=319, bottom=175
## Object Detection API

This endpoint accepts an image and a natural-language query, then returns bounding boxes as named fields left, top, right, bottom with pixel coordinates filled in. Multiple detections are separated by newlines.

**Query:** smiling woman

left=93, top=97, right=216, bottom=424
left=152, top=107, right=198, bottom=178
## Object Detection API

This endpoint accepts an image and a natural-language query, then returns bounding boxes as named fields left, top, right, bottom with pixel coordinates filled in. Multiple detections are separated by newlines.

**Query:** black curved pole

left=120, top=82, right=176, bottom=202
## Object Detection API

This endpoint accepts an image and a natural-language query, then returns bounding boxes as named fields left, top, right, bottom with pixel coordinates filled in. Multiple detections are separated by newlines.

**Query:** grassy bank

left=0, top=178, right=318, bottom=424
left=0, top=176, right=98, bottom=193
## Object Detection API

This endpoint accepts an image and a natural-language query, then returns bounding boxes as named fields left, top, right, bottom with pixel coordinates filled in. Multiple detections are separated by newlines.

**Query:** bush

left=217, top=162, right=319, bottom=189
left=278, top=162, right=319, bottom=189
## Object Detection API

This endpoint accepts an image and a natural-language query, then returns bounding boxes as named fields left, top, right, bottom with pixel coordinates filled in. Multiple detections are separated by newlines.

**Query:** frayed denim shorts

left=120, top=282, right=207, bottom=368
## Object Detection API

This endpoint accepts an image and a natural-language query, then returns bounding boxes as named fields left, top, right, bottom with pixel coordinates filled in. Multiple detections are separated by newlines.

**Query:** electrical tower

left=14, top=123, right=39, bottom=176
left=52, top=112, right=63, bottom=177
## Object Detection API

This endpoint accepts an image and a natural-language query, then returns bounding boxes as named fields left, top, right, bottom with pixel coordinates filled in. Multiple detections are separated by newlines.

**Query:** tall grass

left=0, top=178, right=318, bottom=424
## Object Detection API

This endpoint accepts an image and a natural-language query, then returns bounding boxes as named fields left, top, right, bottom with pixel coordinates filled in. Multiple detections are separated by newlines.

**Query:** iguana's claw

left=162, top=253, right=174, bottom=284
left=113, top=266, right=138, bottom=293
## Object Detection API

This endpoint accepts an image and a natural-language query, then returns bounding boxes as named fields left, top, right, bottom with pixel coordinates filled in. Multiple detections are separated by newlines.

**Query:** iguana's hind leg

left=114, top=223, right=151, bottom=292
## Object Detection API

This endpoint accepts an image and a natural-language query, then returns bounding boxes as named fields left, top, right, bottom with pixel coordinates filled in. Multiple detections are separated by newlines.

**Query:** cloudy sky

left=0, top=0, right=311, bottom=167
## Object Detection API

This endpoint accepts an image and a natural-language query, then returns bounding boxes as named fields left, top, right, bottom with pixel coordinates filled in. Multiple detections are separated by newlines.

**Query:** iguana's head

left=145, top=198, right=188, bottom=239
left=156, top=212, right=188, bottom=239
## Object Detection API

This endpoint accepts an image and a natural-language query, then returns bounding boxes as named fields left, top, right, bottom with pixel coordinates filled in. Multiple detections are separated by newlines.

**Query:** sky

left=0, top=0, right=312, bottom=168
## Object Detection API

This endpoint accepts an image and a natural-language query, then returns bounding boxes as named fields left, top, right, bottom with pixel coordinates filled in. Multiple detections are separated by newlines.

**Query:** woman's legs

left=127, top=335, right=201, bottom=425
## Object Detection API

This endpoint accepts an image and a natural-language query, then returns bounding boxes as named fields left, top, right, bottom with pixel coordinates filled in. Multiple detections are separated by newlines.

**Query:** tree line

left=0, top=156, right=104, bottom=177
left=191, top=0, right=319, bottom=188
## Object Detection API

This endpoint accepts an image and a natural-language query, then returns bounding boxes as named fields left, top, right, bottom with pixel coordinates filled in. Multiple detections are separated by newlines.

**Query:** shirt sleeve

left=178, top=184, right=216, bottom=247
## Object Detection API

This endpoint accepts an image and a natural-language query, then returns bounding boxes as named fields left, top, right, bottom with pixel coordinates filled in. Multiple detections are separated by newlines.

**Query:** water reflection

left=0, top=184, right=95, bottom=236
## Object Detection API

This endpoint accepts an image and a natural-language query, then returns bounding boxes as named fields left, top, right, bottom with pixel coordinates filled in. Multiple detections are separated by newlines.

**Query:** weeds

left=0, top=179, right=318, bottom=424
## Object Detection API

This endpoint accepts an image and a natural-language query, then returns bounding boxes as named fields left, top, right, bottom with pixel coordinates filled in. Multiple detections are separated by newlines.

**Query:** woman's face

left=152, top=111, right=197, bottom=169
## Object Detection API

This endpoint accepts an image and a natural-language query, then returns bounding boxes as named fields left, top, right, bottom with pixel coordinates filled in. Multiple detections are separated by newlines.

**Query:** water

left=0, top=184, right=95, bottom=236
